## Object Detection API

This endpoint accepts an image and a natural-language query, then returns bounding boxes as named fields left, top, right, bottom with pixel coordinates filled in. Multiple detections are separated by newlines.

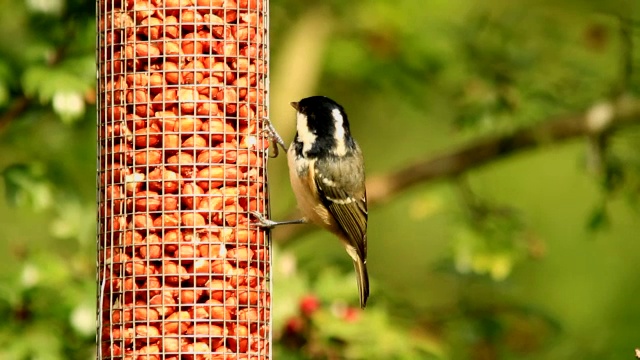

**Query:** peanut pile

left=97, top=0, right=270, bottom=358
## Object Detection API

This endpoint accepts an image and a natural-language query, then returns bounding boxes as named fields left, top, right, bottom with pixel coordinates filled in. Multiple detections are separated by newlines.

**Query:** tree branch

left=0, top=96, right=31, bottom=134
left=273, top=96, right=640, bottom=244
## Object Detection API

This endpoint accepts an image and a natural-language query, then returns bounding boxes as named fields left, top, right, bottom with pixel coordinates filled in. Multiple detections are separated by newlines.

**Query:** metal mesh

left=96, top=0, right=271, bottom=358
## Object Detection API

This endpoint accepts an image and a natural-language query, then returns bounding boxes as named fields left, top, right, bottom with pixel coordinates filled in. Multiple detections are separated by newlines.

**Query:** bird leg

left=250, top=211, right=306, bottom=229
left=261, top=118, right=287, bottom=158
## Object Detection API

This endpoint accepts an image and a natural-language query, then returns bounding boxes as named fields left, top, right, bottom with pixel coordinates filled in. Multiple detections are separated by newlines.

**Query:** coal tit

left=258, top=96, right=370, bottom=308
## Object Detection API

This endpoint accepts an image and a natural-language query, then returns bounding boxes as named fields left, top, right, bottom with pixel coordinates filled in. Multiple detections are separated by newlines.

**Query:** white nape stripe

left=296, top=112, right=316, bottom=154
left=331, top=108, right=347, bottom=156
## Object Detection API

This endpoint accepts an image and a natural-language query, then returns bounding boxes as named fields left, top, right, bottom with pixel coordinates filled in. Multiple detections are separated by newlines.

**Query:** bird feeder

left=96, top=0, right=271, bottom=358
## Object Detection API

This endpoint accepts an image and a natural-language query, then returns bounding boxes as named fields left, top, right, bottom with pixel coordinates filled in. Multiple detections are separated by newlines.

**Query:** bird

left=256, top=96, right=370, bottom=308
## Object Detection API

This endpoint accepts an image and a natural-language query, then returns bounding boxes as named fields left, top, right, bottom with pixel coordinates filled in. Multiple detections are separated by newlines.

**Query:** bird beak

left=290, top=101, right=299, bottom=111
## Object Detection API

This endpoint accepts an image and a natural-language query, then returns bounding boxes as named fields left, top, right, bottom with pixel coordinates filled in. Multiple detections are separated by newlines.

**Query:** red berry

left=343, top=307, right=360, bottom=322
left=299, top=294, right=320, bottom=317
left=284, top=316, right=304, bottom=335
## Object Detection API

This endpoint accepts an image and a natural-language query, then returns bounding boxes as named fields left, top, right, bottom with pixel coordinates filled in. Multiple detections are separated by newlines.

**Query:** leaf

left=20, top=58, right=94, bottom=123
left=49, top=198, right=94, bottom=243
left=2, top=163, right=53, bottom=211
left=60, top=56, right=96, bottom=83
left=314, top=267, right=361, bottom=304
left=586, top=203, right=609, bottom=231
left=272, top=249, right=311, bottom=329
left=313, top=306, right=443, bottom=359
left=272, top=347, right=309, bottom=360
left=21, top=65, right=89, bottom=104
left=0, top=82, right=9, bottom=108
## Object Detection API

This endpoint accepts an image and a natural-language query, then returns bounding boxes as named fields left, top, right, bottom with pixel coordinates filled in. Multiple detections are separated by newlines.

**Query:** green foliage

left=0, top=0, right=639, bottom=359
left=273, top=255, right=442, bottom=359
left=0, top=251, right=95, bottom=360
left=2, top=163, right=53, bottom=210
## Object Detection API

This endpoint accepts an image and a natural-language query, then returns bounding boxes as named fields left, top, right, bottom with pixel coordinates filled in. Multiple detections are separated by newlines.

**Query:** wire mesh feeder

left=96, top=0, right=271, bottom=358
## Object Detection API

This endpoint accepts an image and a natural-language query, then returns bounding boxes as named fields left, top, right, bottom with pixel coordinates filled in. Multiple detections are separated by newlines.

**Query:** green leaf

left=272, top=347, right=309, bottom=360
left=21, top=65, right=89, bottom=104
left=49, top=198, right=94, bottom=242
left=586, top=203, right=609, bottom=231
left=20, top=59, right=93, bottom=122
left=2, top=163, right=53, bottom=211
left=314, top=267, right=361, bottom=305
left=0, top=82, right=9, bottom=108
left=313, top=306, right=443, bottom=359
left=272, top=249, right=310, bottom=329
left=60, top=56, right=96, bottom=83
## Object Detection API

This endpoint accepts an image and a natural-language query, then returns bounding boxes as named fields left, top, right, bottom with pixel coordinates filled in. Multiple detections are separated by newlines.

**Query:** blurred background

left=1, top=0, right=639, bottom=359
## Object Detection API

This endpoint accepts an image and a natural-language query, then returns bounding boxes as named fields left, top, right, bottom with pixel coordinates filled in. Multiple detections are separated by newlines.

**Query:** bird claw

left=249, top=211, right=279, bottom=229
left=261, top=118, right=287, bottom=158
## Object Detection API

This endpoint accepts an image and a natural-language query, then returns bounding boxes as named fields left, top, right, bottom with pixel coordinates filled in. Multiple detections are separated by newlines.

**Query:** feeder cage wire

left=96, top=0, right=271, bottom=358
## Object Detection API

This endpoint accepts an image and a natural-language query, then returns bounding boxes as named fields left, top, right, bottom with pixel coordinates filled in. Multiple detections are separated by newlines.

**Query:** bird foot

left=261, top=118, right=287, bottom=158
left=249, top=211, right=307, bottom=229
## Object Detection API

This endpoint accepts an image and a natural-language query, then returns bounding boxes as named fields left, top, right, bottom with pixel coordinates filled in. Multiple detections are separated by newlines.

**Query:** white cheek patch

left=296, top=112, right=316, bottom=154
left=331, top=108, right=347, bottom=156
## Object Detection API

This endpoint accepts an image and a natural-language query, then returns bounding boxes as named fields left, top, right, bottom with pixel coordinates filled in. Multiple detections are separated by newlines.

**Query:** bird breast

left=287, top=146, right=335, bottom=230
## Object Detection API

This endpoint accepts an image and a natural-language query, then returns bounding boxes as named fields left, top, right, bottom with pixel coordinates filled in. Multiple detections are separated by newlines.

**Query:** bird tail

left=353, top=258, right=370, bottom=309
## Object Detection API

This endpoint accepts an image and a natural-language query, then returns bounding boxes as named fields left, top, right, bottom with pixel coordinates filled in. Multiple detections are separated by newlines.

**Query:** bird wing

left=313, top=158, right=368, bottom=259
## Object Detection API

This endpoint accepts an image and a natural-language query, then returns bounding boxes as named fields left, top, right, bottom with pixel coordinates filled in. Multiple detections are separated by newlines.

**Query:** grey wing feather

left=314, top=157, right=368, bottom=259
